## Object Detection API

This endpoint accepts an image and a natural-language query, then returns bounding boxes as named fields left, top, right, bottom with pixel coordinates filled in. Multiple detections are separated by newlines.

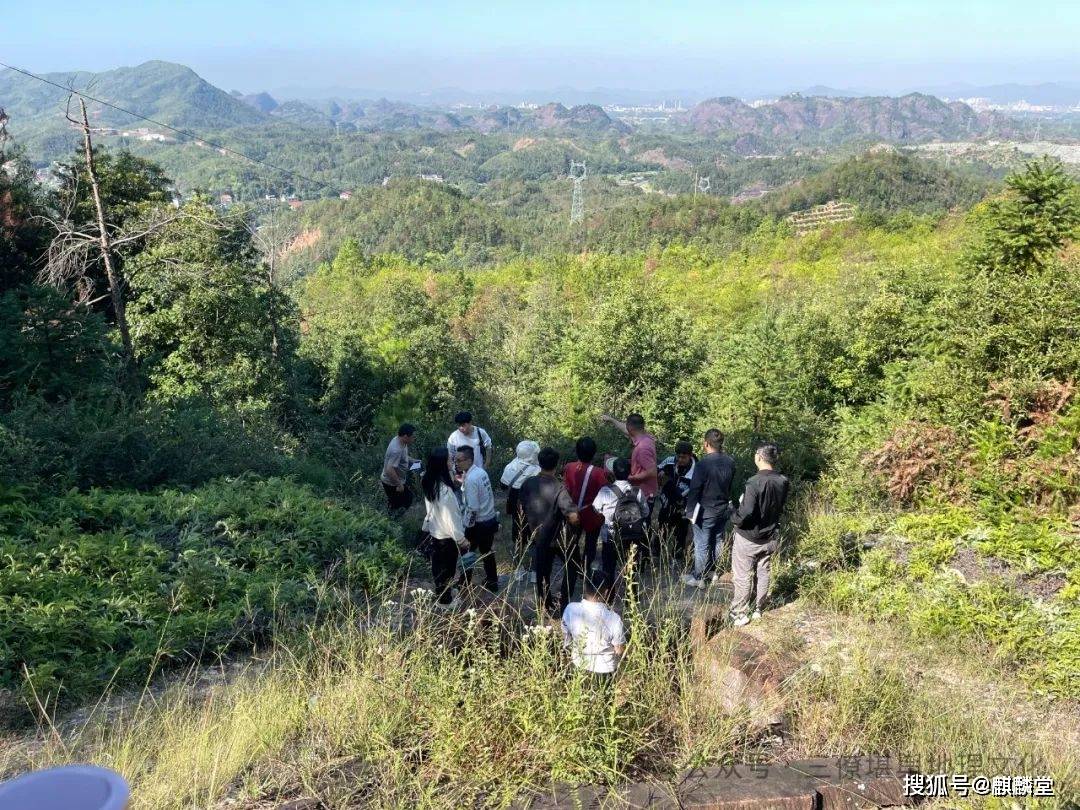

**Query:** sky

left=4, top=0, right=1078, bottom=99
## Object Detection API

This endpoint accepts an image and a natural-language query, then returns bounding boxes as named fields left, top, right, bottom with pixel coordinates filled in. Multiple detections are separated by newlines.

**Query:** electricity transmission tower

left=569, top=161, right=586, bottom=225
left=695, top=175, right=710, bottom=197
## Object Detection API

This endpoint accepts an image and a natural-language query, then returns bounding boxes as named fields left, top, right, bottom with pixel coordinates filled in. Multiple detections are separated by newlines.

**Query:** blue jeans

left=691, top=508, right=729, bottom=579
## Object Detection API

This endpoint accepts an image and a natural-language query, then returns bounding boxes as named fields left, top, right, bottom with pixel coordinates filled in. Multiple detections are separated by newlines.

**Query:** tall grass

left=783, top=622, right=1079, bottom=809
left=6, top=576, right=1077, bottom=808
left=9, top=584, right=752, bottom=809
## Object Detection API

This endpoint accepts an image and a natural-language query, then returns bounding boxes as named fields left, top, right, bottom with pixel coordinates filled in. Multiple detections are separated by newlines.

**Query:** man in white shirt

left=447, top=410, right=493, bottom=473
left=562, top=576, right=626, bottom=676
left=456, top=445, right=499, bottom=592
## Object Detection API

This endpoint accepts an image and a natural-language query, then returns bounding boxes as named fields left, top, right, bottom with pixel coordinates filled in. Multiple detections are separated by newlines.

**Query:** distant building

left=420, top=173, right=444, bottom=183
left=339, top=190, right=353, bottom=200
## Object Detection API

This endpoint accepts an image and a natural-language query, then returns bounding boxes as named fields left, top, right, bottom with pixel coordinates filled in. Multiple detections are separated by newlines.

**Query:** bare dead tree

left=240, top=193, right=299, bottom=361
left=35, top=95, right=189, bottom=383
left=0, top=107, right=9, bottom=163
left=68, top=97, right=135, bottom=379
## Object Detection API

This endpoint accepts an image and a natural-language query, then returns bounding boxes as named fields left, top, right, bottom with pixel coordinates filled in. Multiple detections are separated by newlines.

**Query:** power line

left=0, top=60, right=341, bottom=196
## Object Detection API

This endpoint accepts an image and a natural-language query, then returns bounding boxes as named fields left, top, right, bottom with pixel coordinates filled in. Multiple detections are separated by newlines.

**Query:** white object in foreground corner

left=0, top=764, right=130, bottom=810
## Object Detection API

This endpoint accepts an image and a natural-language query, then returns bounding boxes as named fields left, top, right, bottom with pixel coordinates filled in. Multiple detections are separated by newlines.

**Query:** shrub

left=0, top=476, right=406, bottom=710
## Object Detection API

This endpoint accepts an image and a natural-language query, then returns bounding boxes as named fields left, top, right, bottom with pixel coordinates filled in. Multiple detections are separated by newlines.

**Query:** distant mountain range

left=919, top=82, right=1080, bottom=107
left=227, top=89, right=631, bottom=135
left=0, top=59, right=1055, bottom=167
left=682, top=93, right=1019, bottom=144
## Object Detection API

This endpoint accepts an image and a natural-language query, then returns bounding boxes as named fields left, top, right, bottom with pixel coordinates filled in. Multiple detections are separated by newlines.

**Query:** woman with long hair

left=421, top=446, right=467, bottom=607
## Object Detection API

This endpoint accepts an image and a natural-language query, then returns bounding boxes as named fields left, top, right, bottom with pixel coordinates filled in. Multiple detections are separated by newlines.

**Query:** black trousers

left=602, top=529, right=645, bottom=604
left=535, top=529, right=583, bottom=614
left=659, top=512, right=691, bottom=564
left=507, top=488, right=529, bottom=563
left=465, top=518, right=499, bottom=590
left=383, top=482, right=413, bottom=514
left=430, top=535, right=460, bottom=605
left=570, top=525, right=602, bottom=576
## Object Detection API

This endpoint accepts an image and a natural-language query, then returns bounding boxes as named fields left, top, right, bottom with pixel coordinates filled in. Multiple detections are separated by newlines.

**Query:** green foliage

left=0, top=285, right=114, bottom=406
left=817, top=541, right=1079, bottom=697
left=0, top=150, right=51, bottom=291
left=767, top=149, right=989, bottom=220
left=0, top=477, right=406, bottom=707
left=127, top=199, right=296, bottom=420
left=970, top=158, right=1080, bottom=276
left=280, top=180, right=521, bottom=280
left=55, top=148, right=172, bottom=229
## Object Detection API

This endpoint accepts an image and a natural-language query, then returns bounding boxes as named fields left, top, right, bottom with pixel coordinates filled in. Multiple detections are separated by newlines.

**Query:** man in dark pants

left=592, top=457, right=650, bottom=602
left=729, top=443, right=790, bottom=625
left=683, top=428, right=736, bottom=589
left=457, top=445, right=500, bottom=592
left=381, top=423, right=416, bottom=516
left=562, top=437, right=607, bottom=576
left=520, top=447, right=581, bottom=615
left=658, top=440, right=696, bottom=567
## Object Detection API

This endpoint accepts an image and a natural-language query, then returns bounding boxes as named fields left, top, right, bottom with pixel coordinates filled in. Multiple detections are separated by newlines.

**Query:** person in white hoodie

left=500, top=440, right=541, bottom=579
left=421, top=446, right=468, bottom=608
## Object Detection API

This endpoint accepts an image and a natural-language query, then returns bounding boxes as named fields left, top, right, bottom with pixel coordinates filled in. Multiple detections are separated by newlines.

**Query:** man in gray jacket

left=729, top=443, right=790, bottom=626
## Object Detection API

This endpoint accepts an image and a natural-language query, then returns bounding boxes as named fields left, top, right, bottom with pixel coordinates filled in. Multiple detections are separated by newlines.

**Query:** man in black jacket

left=682, top=429, right=735, bottom=588
left=729, top=443, right=790, bottom=625
left=521, top=447, right=581, bottom=616
left=658, top=440, right=697, bottom=567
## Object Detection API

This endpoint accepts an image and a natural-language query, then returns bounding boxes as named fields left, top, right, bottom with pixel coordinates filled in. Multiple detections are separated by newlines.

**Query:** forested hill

left=0, top=60, right=264, bottom=155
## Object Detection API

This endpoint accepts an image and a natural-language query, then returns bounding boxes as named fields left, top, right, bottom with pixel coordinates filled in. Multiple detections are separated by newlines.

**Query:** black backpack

left=613, top=484, right=646, bottom=541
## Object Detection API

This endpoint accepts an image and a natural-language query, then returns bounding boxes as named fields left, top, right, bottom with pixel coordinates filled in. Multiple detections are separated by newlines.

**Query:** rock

left=696, top=629, right=795, bottom=727
left=517, top=758, right=917, bottom=809
left=689, top=604, right=727, bottom=648
left=675, top=765, right=817, bottom=808
left=515, top=783, right=605, bottom=808
left=786, top=758, right=916, bottom=809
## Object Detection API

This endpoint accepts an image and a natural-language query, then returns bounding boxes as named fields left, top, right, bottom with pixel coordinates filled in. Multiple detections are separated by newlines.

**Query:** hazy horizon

left=5, top=0, right=1079, bottom=102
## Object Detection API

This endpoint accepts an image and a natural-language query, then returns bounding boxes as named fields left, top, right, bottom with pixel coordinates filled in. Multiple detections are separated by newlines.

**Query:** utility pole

left=75, top=97, right=135, bottom=382
left=569, top=160, right=586, bottom=226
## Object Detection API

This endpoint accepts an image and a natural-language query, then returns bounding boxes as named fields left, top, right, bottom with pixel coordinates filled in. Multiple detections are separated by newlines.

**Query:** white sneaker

left=711, top=573, right=721, bottom=586
left=752, top=610, right=763, bottom=620
left=681, top=574, right=704, bottom=588
left=730, top=612, right=750, bottom=627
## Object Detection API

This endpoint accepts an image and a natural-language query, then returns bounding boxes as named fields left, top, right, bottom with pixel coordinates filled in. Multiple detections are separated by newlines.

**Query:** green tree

left=126, top=200, right=296, bottom=421
left=54, top=148, right=171, bottom=229
left=971, top=158, right=1080, bottom=277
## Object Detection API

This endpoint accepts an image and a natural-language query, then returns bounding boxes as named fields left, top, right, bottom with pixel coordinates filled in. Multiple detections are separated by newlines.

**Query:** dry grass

left=3, top=583, right=755, bottom=809
left=3, top=575, right=1077, bottom=808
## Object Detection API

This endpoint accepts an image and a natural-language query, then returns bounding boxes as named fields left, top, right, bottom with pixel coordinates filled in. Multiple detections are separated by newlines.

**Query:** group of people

left=382, top=410, right=790, bottom=674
